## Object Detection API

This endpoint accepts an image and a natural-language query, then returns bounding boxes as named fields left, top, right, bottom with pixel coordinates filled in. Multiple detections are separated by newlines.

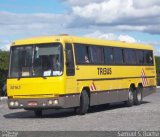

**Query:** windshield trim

left=8, top=43, right=64, bottom=78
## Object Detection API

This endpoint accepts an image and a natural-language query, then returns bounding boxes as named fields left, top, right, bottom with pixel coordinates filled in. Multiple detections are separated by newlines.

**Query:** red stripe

left=92, top=82, right=96, bottom=90
left=142, top=77, right=146, bottom=86
left=141, top=69, right=148, bottom=86
left=90, top=86, right=93, bottom=91
left=90, top=82, right=96, bottom=91
left=91, top=85, right=94, bottom=90
left=143, top=69, right=148, bottom=85
left=142, top=79, right=145, bottom=86
left=143, top=78, right=147, bottom=86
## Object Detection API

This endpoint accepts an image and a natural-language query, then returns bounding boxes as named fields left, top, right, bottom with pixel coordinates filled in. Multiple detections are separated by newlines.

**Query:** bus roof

left=12, top=35, right=153, bottom=50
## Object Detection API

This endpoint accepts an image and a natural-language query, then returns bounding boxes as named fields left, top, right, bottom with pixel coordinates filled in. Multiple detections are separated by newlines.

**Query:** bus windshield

left=9, top=43, right=63, bottom=78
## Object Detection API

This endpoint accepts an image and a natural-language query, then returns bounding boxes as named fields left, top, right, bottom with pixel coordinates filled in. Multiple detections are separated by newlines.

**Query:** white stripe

left=141, top=71, right=144, bottom=86
left=90, top=86, right=93, bottom=91
left=141, top=69, right=148, bottom=86
left=91, top=84, right=96, bottom=91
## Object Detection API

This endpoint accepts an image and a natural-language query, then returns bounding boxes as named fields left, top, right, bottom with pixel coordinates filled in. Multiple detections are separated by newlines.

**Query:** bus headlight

left=48, top=100, right=53, bottom=105
left=9, top=101, right=15, bottom=106
left=53, top=99, right=58, bottom=105
left=14, top=101, right=19, bottom=106
left=9, top=101, right=19, bottom=107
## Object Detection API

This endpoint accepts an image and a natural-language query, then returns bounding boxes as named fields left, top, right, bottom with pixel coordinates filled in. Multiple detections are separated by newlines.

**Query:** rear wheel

left=76, top=90, right=89, bottom=115
left=134, top=86, right=143, bottom=105
left=34, top=110, right=42, bottom=117
left=126, top=87, right=134, bottom=107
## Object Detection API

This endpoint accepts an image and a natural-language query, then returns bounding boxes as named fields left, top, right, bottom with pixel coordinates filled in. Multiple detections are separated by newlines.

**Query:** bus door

left=65, top=43, right=77, bottom=94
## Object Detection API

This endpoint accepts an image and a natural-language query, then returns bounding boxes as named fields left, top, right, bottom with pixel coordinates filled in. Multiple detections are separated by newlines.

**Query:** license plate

left=28, top=101, right=38, bottom=106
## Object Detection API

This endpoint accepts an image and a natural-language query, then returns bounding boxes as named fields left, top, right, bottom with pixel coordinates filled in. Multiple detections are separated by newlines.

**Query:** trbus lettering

left=97, top=68, right=112, bottom=75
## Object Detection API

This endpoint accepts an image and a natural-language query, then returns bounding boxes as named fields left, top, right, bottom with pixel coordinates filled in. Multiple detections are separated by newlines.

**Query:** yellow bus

left=7, top=35, right=156, bottom=116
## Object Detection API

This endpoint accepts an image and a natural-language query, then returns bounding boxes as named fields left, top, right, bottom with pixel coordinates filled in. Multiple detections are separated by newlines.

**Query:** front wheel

left=76, top=90, right=89, bottom=115
left=134, top=87, right=143, bottom=105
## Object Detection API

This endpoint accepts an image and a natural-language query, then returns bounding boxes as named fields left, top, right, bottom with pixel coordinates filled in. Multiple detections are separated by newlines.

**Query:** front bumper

left=8, top=97, right=65, bottom=109
left=8, top=94, right=80, bottom=109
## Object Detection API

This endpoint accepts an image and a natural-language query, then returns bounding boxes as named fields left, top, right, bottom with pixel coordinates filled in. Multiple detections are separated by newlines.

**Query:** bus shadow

left=4, top=101, right=150, bottom=119
left=88, top=101, right=149, bottom=113
left=4, top=109, right=75, bottom=119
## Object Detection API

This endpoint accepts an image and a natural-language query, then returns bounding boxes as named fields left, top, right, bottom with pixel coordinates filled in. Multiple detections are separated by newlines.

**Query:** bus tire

left=34, top=110, right=42, bottom=117
left=76, top=90, right=89, bottom=115
left=134, top=86, right=143, bottom=105
left=126, top=87, right=134, bottom=107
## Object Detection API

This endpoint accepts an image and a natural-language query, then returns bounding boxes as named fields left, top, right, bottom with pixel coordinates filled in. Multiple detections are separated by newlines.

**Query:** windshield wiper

left=41, top=75, right=47, bottom=79
left=17, top=72, right=22, bottom=80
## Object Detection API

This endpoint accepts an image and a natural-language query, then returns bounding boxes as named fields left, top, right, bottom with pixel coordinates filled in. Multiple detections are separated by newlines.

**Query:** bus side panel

left=76, top=65, right=156, bottom=106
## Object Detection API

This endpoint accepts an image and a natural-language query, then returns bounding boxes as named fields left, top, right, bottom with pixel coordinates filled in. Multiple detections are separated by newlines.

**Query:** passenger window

left=65, top=43, right=75, bottom=76
left=90, top=46, right=104, bottom=64
left=104, top=47, right=114, bottom=64
left=136, top=50, right=144, bottom=65
left=144, top=50, right=153, bottom=65
left=74, top=44, right=90, bottom=64
left=114, top=48, right=124, bottom=64
left=124, top=49, right=136, bottom=65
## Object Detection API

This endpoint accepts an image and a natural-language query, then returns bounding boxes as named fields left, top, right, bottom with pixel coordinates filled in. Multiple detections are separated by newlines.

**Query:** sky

left=0, top=0, right=160, bottom=55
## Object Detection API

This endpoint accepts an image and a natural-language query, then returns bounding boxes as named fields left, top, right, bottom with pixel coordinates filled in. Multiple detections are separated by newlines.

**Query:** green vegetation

left=155, top=56, right=160, bottom=86
left=0, top=50, right=9, bottom=96
left=155, top=56, right=160, bottom=76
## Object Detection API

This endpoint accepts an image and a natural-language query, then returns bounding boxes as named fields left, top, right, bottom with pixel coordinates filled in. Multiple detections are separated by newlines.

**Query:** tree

left=155, top=56, right=160, bottom=76
left=155, top=56, right=160, bottom=86
left=0, top=51, right=9, bottom=96
left=0, top=50, right=9, bottom=70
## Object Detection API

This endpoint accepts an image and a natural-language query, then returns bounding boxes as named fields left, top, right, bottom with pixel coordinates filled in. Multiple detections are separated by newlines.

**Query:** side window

left=113, top=48, right=124, bottom=64
left=124, top=49, right=136, bottom=65
left=144, top=50, right=154, bottom=65
left=65, top=43, right=75, bottom=76
left=104, top=47, right=114, bottom=64
left=136, top=50, right=144, bottom=65
left=74, top=44, right=90, bottom=64
left=90, top=46, right=104, bottom=64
